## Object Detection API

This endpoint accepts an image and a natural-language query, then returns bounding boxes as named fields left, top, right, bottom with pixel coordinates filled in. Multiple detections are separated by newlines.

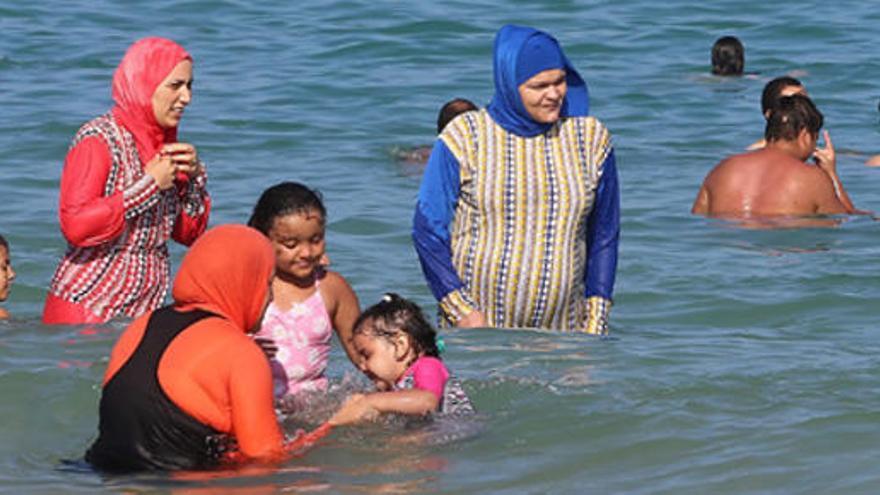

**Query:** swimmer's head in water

left=711, top=36, right=744, bottom=76
left=352, top=293, right=440, bottom=387
left=437, top=98, right=478, bottom=134
left=765, top=94, right=823, bottom=154
left=762, top=76, right=806, bottom=118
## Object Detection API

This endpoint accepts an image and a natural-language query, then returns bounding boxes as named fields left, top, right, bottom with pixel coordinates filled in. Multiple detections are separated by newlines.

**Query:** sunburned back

left=694, top=148, right=844, bottom=217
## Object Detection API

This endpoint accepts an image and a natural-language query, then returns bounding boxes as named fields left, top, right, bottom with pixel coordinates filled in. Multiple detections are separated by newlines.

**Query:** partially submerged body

left=692, top=147, right=847, bottom=217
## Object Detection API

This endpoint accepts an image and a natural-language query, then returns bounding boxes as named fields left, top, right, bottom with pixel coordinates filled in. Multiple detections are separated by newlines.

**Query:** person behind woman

left=413, top=24, right=620, bottom=334
left=43, top=37, right=210, bottom=325
left=247, top=182, right=360, bottom=401
left=0, top=234, right=15, bottom=319
left=328, top=293, right=474, bottom=426
left=85, top=225, right=290, bottom=472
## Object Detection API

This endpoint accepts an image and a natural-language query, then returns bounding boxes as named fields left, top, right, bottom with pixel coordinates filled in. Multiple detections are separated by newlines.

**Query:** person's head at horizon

left=172, top=224, right=275, bottom=333
left=248, top=182, right=327, bottom=286
left=112, top=37, right=194, bottom=160
left=487, top=24, right=589, bottom=137
left=0, top=235, right=14, bottom=303
left=351, top=293, right=440, bottom=392
left=761, top=76, right=806, bottom=119
left=711, top=36, right=744, bottom=76
left=437, top=98, right=478, bottom=134
left=764, top=94, right=823, bottom=161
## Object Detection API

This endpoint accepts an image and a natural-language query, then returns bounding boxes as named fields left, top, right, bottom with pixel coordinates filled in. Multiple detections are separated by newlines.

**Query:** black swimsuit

left=85, top=307, right=231, bottom=472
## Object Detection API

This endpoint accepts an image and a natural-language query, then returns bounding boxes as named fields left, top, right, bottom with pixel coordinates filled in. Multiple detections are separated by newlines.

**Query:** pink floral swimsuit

left=255, top=284, right=332, bottom=398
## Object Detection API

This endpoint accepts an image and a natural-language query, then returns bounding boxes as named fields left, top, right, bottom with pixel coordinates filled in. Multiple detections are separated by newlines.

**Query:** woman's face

left=518, top=68, right=567, bottom=124
left=152, top=60, right=193, bottom=129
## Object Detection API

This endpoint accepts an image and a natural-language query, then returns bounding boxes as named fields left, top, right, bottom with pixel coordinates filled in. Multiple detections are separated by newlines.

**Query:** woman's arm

left=412, top=141, right=479, bottom=324
left=227, top=340, right=287, bottom=460
left=59, top=137, right=163, bottom=246
left=583, top=149, right=620, bottom=335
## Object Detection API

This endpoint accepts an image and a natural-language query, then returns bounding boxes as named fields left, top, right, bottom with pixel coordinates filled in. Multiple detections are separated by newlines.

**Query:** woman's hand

left=162, top=142, right=202, bottom=179
left=144, top=152, right=177, bottom=190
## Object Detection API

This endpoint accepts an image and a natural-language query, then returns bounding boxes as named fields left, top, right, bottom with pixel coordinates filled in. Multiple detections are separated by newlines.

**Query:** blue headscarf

left=487, top=24, right=589, bottom=137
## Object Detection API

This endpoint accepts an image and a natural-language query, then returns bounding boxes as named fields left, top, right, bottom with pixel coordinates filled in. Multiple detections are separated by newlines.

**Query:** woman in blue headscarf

left=412, top=24, right=619, bottom=334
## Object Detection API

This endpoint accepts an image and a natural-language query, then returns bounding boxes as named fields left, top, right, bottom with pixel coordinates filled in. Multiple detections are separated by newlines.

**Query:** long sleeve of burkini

left=59, top=136, right=161, bottom=247
left=583, top=149, right=620, bottom=335
left=412, top=140, right=477, bottom=322
left=171, top=164, right=211, bottom=246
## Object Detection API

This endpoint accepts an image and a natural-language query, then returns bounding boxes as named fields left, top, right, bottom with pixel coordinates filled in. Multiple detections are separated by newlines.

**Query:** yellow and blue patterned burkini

left=439, top=109, right=612, bottom=330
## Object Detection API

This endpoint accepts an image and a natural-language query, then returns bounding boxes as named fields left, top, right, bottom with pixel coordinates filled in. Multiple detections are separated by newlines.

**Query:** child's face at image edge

left=0, top=246, right=14, bottom=301
left=267, top=211, right=326, bottom=281
left=353, top=323, right=411, bottom=391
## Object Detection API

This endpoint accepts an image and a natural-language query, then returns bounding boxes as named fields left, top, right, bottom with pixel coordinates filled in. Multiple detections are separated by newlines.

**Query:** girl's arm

left=324, top=271, right=361, bottom=367
left=328, top=390, right=439, bottom=426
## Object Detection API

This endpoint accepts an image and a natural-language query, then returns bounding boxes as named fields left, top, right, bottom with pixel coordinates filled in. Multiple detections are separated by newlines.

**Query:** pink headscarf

left=110, top=37, right=192, bottom=166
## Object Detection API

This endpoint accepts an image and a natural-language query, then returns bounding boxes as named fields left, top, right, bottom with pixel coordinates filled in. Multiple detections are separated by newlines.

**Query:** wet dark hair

left=764, top=94, right=823, bottom=143
left=711, top=36, right=744, bottom=76
left=437, top=98, right=478, bottom=134
left=353, top=293, right=440, bottom=359
left=0, top=234, right=7, bottom=250
left=247, top=182, right=326, bottom=235
left=761, top=76, right=804, bottom=116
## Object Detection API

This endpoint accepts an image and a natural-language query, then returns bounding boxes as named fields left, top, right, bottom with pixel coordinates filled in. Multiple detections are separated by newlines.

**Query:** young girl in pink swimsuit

left=248, top=182, right=360, bottom=400
left=329, top=293, right=474, bottom=426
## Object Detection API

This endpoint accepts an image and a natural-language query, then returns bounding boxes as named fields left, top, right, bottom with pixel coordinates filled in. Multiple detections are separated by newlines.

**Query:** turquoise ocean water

left=1, top=1, right=879, bottom=493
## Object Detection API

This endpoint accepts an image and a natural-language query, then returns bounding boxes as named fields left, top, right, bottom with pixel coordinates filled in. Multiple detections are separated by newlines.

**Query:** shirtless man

left=693, top=94, right=857, bottom=217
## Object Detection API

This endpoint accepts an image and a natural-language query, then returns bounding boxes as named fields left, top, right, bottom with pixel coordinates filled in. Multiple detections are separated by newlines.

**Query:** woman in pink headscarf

left=43, top=37, right=211, bottom=325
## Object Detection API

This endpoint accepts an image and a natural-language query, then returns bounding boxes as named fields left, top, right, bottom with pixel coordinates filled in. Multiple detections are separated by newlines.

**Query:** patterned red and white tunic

left=46, top=112, right=210, bottom=323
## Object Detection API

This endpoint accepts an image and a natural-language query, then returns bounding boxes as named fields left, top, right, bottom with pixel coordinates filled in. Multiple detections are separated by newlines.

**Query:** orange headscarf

left=172, top=225, right=274, bottom=332
left=110, top=37, right=192, bottom=166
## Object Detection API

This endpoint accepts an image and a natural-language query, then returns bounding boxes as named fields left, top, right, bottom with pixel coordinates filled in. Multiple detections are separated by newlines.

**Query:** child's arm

left=328, top=390, right=440, bottom=426
left=324, top=271, right=361, bottom=367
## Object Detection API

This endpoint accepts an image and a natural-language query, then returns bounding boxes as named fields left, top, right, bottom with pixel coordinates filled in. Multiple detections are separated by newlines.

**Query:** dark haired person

left=692, top=94, right=858, bottom=218
left=748, top=76, right=808, bottom=150
left=393, top=98, right=478, bottom=165
left=711, top=36, right=744, bottom=76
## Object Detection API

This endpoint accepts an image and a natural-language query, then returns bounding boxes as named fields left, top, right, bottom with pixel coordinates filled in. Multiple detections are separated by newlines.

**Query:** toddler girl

left=0, top=234, right=15, bottom=319
left=248, top=182, right=360, bottom=399
left=329, top=293, right=474, bottom=426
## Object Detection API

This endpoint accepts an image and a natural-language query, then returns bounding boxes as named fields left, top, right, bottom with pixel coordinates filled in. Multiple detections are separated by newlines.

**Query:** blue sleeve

left=584, top=149, right=620, bottom=300
left=412, top=140, right=465, bottom=301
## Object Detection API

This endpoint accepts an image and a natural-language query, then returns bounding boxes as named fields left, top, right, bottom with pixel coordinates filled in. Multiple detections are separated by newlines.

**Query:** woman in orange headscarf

left=86, top=225, right=288, bottom=472
left=43, top=37, right=211, bottom=325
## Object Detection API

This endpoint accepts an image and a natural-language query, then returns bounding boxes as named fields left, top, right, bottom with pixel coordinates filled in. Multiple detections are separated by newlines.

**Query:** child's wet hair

left=353, top=293, right=440, bottom=358
left=247, top=182, right=326, bottom=235
left=0, top=234, right=7, bottom=250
